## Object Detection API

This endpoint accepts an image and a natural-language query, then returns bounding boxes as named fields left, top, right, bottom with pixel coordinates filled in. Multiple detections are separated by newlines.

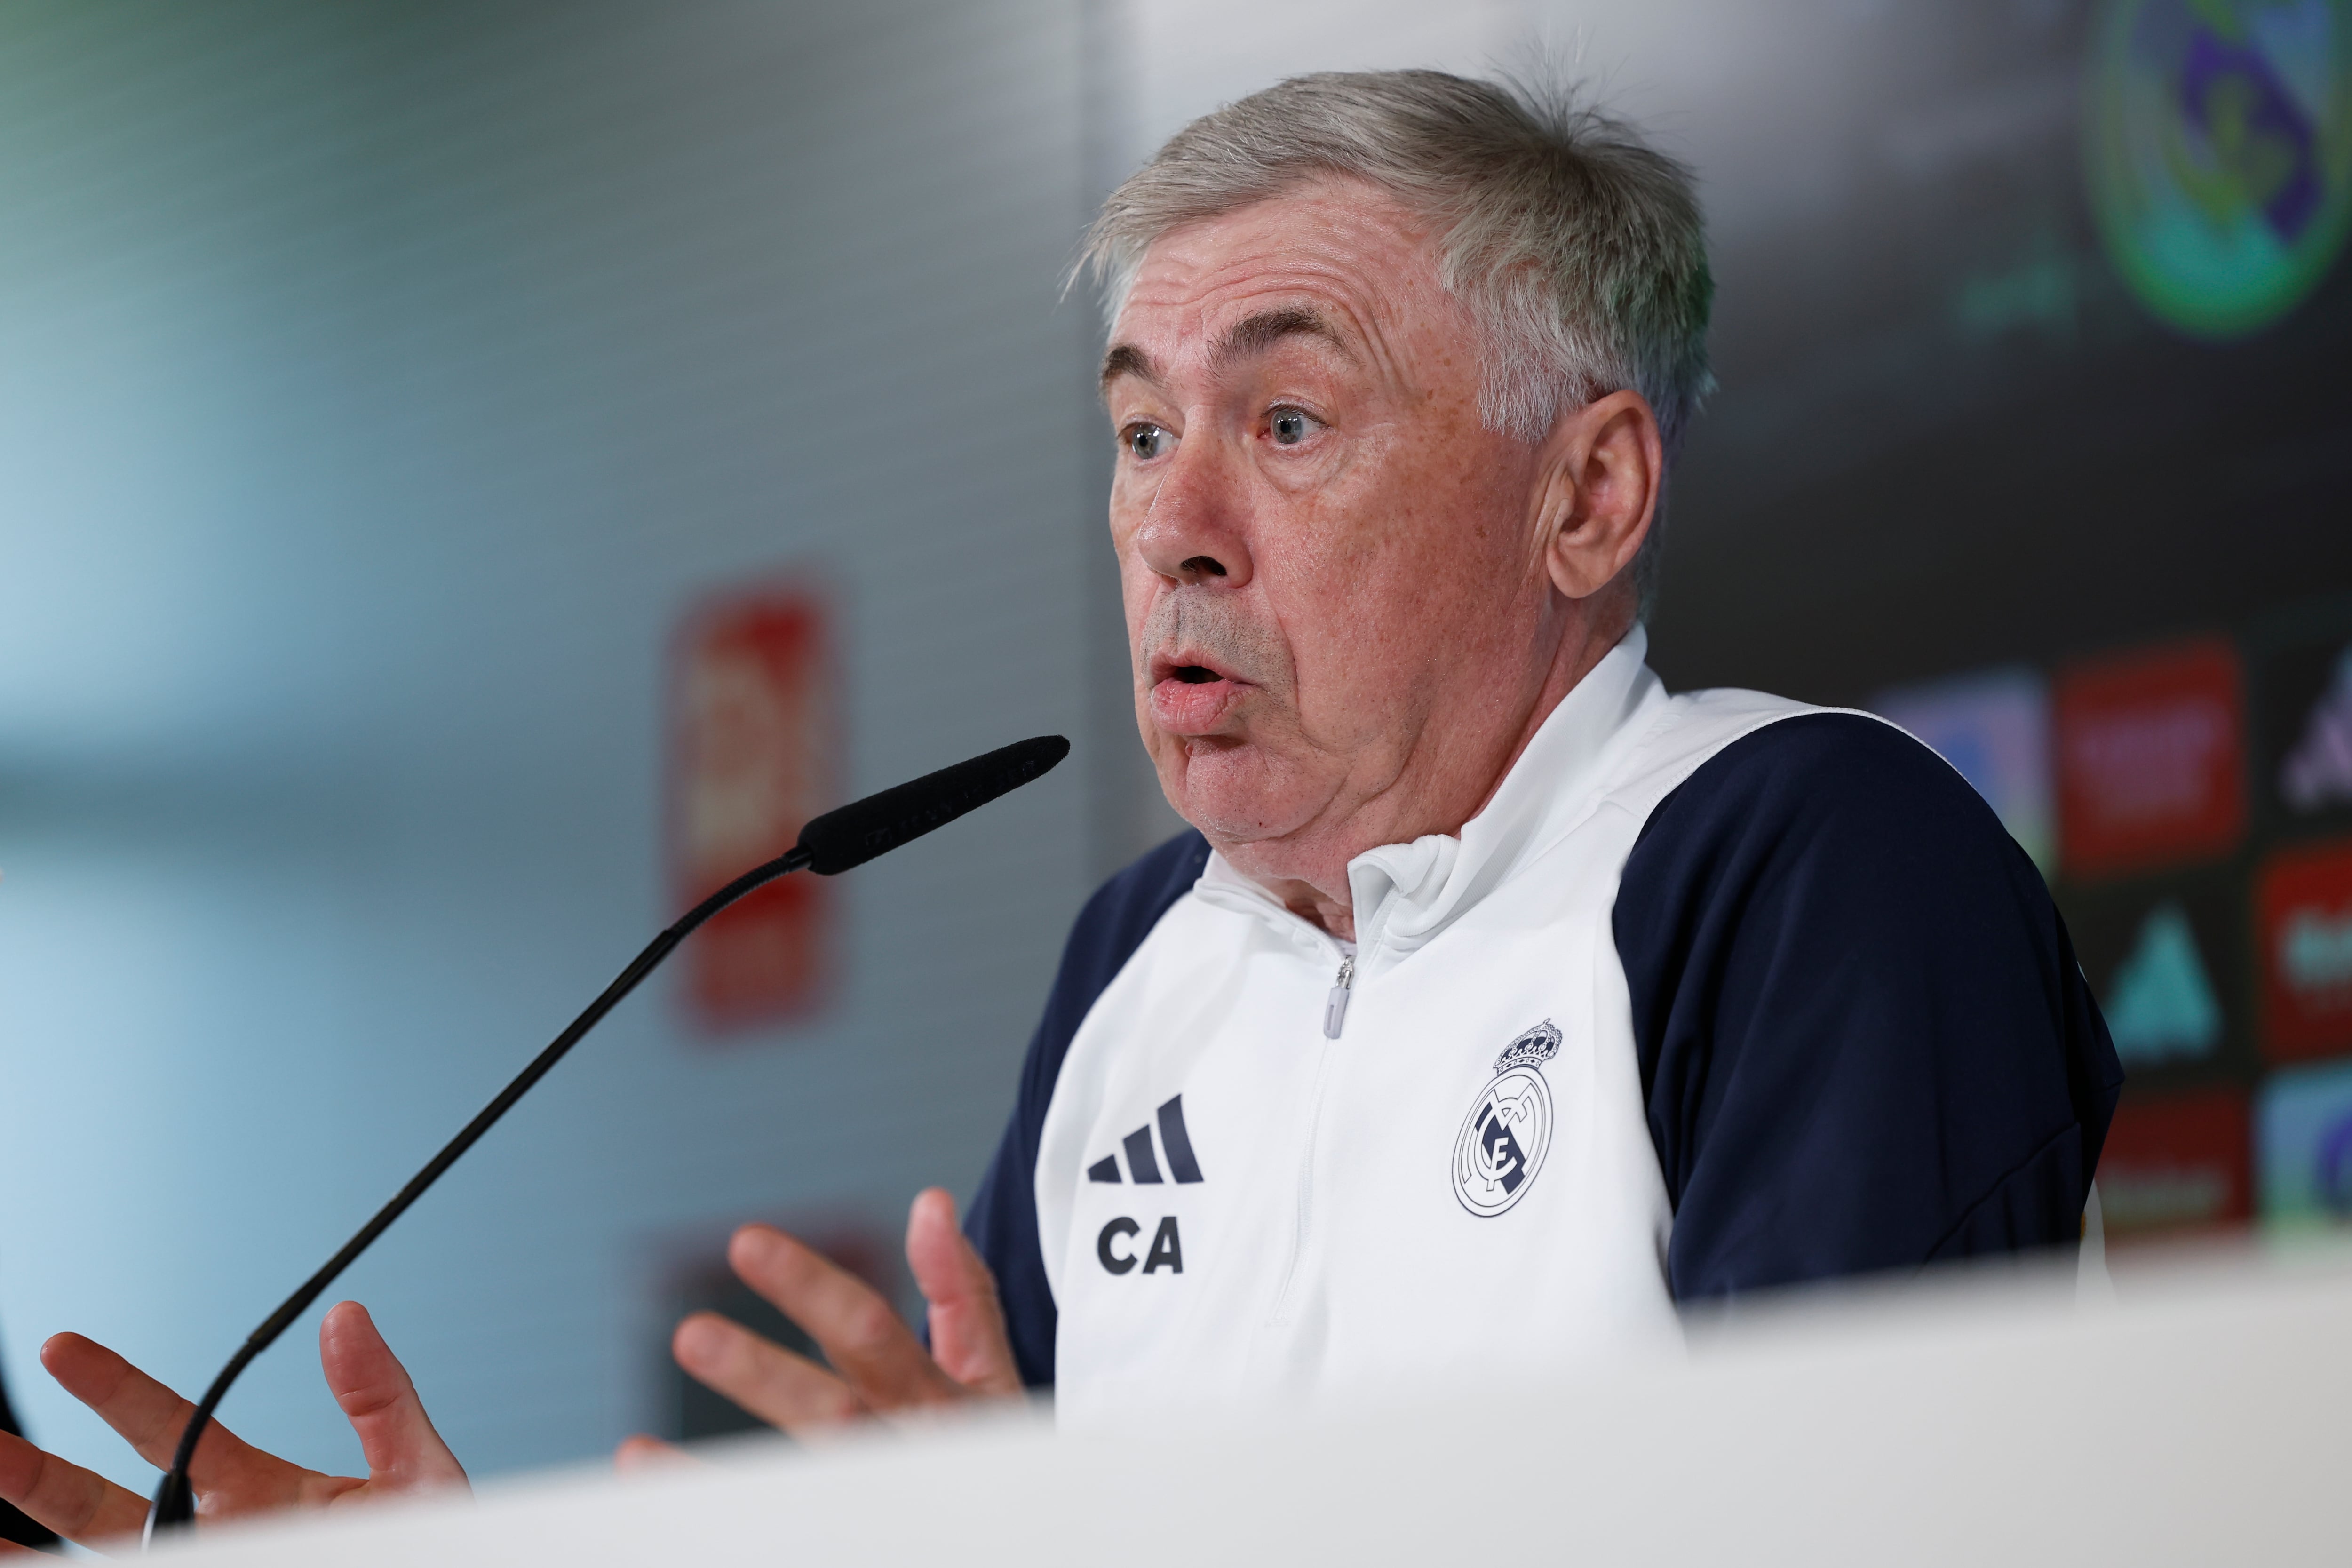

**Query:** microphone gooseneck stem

left=146, top=844, right=813, bottom=1540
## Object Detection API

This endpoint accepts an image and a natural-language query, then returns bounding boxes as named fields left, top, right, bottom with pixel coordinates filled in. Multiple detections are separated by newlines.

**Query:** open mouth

left=1147, top=652, right=1249, bottom=734
left=1149, top=648, right=1242, bottom=687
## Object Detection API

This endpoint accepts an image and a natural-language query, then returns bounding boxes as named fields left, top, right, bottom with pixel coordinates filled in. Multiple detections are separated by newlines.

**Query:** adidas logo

left=2104, top=900, right=2222, bottom=1065
left=2282, top=647, right=2352, bottom=812
left=1087, top=1094, right=1205, bottom=1185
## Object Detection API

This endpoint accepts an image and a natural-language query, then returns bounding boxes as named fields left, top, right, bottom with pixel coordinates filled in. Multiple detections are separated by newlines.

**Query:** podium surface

left=160, top=1249, right=2349, bottom=1566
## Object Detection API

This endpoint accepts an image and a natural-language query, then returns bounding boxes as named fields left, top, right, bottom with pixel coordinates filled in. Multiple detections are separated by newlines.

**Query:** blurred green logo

left=2086, top=0, right=2352, bottom=338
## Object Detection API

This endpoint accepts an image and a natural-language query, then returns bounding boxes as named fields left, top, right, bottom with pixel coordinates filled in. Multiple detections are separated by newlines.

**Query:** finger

left=670, top=1312, right=864, bottom=1437
left=319, top=1303, right=469, bottom=1494
left=613, top=1435, right=699, bottom=1472
left=727, top=1225, right=962, bottom=1411
left=906, top=1188, right=1024, bottom=1397
left=0, top=1426, right=153, bottom=1549
left=39, top=1334, right=276, bottom=1491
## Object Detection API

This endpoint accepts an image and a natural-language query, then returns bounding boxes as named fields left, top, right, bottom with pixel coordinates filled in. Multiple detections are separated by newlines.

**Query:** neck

left=1240, top=599, right=1636, bottom=942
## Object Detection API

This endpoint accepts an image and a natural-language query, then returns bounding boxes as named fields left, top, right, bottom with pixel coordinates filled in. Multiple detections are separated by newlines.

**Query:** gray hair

left=1080, top=69, right=1714, bottom=610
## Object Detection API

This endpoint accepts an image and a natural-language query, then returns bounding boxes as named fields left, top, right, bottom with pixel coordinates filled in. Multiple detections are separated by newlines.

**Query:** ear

left=1532, top=390, right=1663, bottom=602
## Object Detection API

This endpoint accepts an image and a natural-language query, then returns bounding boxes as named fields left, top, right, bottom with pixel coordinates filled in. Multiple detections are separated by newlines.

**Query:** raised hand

left=0, top=1301, right=465, bottom=1553
left=655, top=1186, right=1023, bottom=1442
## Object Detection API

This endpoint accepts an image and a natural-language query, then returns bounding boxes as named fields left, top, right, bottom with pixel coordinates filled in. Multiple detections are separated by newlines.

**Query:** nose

left=1131, top=437, right=1254, bottom=590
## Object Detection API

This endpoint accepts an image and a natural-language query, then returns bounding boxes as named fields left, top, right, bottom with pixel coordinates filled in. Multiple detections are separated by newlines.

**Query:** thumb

left=906, top=1188, right=1022, bottom=1398
left=319, top=1302, right=469, bottom=1495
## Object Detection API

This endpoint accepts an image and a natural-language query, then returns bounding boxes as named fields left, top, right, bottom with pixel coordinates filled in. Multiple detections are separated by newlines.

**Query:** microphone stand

left=142, top=731, right=1066, bottom=1544
left=143, top=845, right=811, bottom=1541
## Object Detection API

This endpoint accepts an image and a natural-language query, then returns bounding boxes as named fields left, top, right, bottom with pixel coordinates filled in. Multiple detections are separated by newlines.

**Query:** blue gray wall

left=0, top=0, right=1112, bottom=1478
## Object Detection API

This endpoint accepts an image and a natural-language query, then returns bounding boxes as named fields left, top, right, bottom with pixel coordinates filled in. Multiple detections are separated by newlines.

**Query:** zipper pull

left=1322, top=954, right=1355, bottom=1039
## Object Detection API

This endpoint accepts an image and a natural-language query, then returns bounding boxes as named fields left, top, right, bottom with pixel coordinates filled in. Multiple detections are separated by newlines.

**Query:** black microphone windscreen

left=796, top=734, right=1069, bottom=876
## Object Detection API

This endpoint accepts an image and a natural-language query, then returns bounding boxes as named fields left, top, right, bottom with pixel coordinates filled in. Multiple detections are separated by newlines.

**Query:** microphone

left=145, top=734, right=1070, bottom=1540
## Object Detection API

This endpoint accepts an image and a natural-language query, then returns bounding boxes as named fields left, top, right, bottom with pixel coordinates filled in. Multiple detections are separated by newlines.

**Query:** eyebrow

left=1099, top=342, right=1158, bottom=390
left=1098, top=306, right=1352, bottom=393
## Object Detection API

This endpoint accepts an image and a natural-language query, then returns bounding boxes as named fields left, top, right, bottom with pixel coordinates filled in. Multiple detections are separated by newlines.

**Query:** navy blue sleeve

left=962, top=829, right=1211, bottom=1388
left=1612, top=713, right=2124, bottom=1300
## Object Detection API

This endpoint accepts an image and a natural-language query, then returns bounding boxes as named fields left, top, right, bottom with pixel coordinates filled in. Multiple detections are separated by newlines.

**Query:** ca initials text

left=1096, top=1215, right=1183, bottom=1275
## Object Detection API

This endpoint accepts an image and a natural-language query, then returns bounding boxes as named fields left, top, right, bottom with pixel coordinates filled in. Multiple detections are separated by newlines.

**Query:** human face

left=1102, top=180, right=1571, bottom=900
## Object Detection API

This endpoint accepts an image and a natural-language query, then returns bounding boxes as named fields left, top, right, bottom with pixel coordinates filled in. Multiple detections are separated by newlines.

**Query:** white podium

left=161, top=1248, right=2351, bottom=1566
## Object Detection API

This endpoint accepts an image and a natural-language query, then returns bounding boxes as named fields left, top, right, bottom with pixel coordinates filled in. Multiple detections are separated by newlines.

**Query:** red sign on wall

left=2095, top=1087, right=2250, bottom=1239
left=2055, top=637, right=2245, bottom=880
left=2256, top=837, right=2352, bottom=1063
left=668, top=584, right=837, bottom=1035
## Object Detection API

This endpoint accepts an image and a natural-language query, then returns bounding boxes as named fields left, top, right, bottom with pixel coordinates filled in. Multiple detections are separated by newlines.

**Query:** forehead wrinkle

left=1112, top=206, right=1450, bottom=406
left=1198, top=242, right=1438, bottom=408
left=1207, top=305, right=1353, bottom=378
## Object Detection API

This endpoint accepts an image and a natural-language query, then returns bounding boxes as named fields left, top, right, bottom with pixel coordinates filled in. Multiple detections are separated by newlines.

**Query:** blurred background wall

left=0, top=0, right=2345, bottom=1488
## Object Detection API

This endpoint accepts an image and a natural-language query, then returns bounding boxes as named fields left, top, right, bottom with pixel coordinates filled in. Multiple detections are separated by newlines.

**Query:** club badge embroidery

left=1452, top=1020, right=1560, bottom=1218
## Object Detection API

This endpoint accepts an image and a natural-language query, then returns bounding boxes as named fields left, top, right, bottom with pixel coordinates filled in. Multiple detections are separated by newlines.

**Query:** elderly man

left=0, top=70, right=2119, bottom=1541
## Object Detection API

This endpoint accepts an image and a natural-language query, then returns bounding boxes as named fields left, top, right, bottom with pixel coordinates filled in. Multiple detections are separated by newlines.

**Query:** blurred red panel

left=2096, top=1086, right=2250, bottom=1240
left=2055, top=637, right=2245, bottom=880
left=667, top=583, right=837, bottom=1035
left=2255, top=838, right=2352, bottom=1063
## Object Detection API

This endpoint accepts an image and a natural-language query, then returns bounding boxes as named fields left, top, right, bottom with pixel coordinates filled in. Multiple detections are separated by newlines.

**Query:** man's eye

left=1269, top=408, right=1320, bottom=446
left=1124, top=423, right=1173, bottom=461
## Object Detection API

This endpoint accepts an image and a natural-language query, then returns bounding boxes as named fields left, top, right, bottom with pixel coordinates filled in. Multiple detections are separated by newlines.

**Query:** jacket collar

left=1192, top=624, right=1666, bottom=971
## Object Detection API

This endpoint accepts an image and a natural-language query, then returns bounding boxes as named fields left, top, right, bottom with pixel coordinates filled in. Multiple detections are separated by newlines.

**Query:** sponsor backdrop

left=1875, top=605, right=2352, bottom=1246
left=0, top=0, right=2344, bottom=1501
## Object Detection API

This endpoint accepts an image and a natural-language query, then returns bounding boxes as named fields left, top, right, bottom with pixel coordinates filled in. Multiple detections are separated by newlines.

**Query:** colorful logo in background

left=668, top=582, right=838, bottom=1035
left=2256, top=838, right=2352, bottom=1059
left=2257, top=1058, right=2352, bottom=1223
left=2067, top=874, right=2243, bottom=1074
left=2055, top=637, right=2246, bottom=879
left=2100, top=1087, right=2251, bottom=1236
left=1872, top=667, right=2056, bottom=873
left=2104, top=899, right=2227, bottom=1064
left=2086, top=0, right=2352, bottom=339
left=2280, top=645, right=2352, bottom=812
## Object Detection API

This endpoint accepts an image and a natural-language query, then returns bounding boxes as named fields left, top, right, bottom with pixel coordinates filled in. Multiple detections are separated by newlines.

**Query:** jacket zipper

left=1269, top=1031, right=1334, bottom=1325
left=1273, top=948, right=1353, bottom=1325
left=1322, top=954, right=1355, bottom=1039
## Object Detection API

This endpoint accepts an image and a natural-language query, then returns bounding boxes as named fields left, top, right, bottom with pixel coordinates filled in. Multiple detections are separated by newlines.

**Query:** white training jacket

left=961, top=625, right=2122, bottom=1419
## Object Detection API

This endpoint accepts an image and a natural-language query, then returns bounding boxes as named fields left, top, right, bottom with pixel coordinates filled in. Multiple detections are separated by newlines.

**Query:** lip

left=1147, top=648, right=1252, bottom=736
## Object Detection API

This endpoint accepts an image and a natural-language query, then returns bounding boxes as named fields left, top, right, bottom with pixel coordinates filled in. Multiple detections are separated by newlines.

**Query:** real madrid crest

left=1452, top=1020, right=1560, bottom=1218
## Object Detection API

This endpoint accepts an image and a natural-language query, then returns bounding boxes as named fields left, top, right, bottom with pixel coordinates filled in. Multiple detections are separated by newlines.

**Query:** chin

left=1159, top=744, right=1319, bottom=860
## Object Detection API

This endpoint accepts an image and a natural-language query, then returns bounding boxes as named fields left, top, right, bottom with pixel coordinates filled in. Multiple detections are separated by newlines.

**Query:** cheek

left=1256, top=517, right=1424, bottom=727
left=1266, top=427, right=1529, bottom=685
left=1362, top=420, right=1530, bottom=591
left=1308, top=420, right=1512, bottom=581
